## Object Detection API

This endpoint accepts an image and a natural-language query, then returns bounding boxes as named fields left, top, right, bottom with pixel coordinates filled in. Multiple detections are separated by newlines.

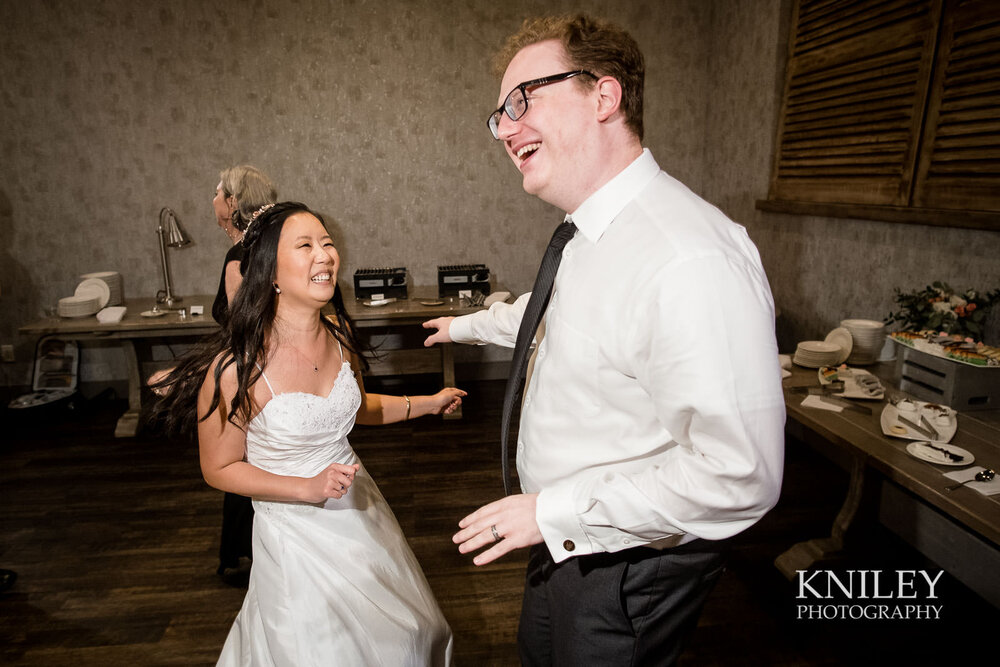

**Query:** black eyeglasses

left=487, top=70, right=597, bottom=140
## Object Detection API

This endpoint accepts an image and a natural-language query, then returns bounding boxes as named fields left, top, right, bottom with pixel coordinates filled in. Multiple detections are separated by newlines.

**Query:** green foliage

left=885, top=281, right=1000, bottom=340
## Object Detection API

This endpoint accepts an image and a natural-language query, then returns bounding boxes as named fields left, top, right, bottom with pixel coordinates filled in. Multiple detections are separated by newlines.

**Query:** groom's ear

left=594, top=76, right=624, bottom=124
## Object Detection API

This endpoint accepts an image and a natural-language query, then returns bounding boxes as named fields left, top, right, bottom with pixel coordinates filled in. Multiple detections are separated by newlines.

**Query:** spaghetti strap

left=254, top=362, right=277, bottom=396
left=324, top=313, right=346, bottom=365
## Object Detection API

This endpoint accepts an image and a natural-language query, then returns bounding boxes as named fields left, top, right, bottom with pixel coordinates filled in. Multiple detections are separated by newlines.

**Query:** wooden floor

left=1, top=378, right=997, bottom=666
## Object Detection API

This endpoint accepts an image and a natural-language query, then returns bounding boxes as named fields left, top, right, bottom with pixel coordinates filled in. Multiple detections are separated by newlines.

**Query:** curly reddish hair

left=492, top=14, right=645, bottom=140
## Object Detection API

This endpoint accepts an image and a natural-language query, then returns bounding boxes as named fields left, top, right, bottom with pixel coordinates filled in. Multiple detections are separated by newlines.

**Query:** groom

left=423, top=14, right=785, bottom=665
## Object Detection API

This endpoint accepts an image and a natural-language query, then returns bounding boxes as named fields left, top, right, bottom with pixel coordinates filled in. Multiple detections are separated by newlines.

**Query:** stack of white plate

left=841, top=318, right=885, bottom=365
left=793, top=340, right=844, bottom=368
left=80, top=271, right=124, bottom=306
left=57, top=294, right=101, bottom=318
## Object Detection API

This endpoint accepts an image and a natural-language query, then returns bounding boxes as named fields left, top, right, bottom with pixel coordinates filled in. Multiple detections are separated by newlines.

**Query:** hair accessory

left=242, top=203, right=276, bottom=240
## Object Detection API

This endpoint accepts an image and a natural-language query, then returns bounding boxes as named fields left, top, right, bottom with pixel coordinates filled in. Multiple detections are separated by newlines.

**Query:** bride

left=157, top=202, right=457, bottom=665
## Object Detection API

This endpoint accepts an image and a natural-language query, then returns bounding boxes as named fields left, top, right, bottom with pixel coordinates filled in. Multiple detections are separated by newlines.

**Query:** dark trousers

left=217, top=492, right=254, bottom=574
left=518, top=540, right=727, bottom=666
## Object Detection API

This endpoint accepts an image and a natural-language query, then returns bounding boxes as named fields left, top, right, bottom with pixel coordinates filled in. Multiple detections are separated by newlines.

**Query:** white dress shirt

left=450, top=149, right=785, bottom=563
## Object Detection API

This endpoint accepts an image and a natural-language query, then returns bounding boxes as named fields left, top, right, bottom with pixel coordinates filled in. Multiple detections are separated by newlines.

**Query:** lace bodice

left=245, top=361, right=362, bottom=477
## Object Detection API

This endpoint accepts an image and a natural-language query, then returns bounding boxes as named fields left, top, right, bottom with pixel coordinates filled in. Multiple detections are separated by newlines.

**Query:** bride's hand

left=147, top=368, right=171, bottom=396
left=302, top=462, right=360, bottom=502
left=428, top=388, right=467, bottom=415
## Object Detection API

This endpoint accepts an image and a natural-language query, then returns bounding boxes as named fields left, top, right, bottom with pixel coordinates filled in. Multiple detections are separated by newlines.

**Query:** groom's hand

left=454, top=494, right=543, bottom=566
left=422, top=317, right=454, bottom=347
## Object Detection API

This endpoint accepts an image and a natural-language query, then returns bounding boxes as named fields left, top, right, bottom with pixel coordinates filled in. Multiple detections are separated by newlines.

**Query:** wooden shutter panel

left=912, top=0, right=1000, bottom=211
left=768, top=0, right=941, bottom=206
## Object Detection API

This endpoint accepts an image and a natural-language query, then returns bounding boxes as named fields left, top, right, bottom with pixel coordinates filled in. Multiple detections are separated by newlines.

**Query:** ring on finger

left=490, top=524, right=502, bottom=543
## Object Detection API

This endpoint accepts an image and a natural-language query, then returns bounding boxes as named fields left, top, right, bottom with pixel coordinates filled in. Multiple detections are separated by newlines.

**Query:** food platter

left=880, top=400, right=957, bottom=443
left=817, top=366, right=884, bottom=400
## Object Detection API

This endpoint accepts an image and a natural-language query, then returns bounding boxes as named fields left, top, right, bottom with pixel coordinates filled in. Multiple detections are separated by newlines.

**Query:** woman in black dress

left=151, top=165, right=277, bottom=576
left=210, top=165, right=277, bottom=576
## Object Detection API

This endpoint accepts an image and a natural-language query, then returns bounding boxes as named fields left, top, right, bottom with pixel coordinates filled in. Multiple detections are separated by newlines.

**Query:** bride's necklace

left=275, top=320, right=328, bottom=373
left=289, top=343, right=320, bottom=373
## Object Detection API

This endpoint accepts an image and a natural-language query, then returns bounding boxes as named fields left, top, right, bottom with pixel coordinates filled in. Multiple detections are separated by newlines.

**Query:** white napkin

left=943, top=466, right=1000, bottom=496
left=778, top=354, right=792, bottom=370
left=96, top=306, right=127, bottom=324
left=801, top=395, right=842, bottom=412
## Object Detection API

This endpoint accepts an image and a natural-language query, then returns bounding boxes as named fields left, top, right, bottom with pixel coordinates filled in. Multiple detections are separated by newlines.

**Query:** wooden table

left=18, top=296, right=218, bottom=437
left=340, top=286, right=500, bottom=418
left=778, top=363, right=1000, bottom=605
left=18, top=288, right=497, bottom=434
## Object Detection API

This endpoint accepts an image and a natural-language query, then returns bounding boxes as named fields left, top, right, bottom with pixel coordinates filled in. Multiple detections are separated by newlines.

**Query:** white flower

left=949, top=295, right=967, bottom=308
left=932, top=300, right=953, bottom=313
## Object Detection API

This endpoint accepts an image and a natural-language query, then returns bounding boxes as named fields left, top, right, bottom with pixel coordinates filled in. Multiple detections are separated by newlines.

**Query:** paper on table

left=943, top=466, right=1000, bottom=496
left=801, top=395, right=842, bottom=412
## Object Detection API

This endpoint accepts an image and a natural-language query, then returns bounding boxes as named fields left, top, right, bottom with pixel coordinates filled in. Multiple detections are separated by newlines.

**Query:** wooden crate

left=893, top=342, right=1000, bottom=411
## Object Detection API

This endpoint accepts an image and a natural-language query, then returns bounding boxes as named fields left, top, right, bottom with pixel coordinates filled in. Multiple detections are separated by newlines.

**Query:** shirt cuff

left=535, top=483, right=592, bottom=563
left=447, top=313, right=482, bottom=345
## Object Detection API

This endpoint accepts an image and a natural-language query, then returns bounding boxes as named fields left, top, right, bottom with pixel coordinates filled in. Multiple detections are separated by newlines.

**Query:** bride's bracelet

left=403, top=395, right=411, bottom=421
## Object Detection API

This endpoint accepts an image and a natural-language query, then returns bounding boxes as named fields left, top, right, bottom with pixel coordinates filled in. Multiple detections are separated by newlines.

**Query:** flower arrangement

left=885, top=282, right=1000, bottom=339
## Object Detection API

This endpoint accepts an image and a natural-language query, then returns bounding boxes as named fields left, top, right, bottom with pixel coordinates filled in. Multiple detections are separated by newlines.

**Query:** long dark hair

left=152, top=202, right=370, bottom=436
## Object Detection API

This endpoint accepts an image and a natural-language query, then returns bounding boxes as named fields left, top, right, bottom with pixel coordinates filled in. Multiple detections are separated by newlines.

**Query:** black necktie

left=499, top=219, right=577, bottom=496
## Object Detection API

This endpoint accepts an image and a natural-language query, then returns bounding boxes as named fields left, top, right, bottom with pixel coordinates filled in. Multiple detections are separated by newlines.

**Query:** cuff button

left=563, top=540, right=575, bottom=552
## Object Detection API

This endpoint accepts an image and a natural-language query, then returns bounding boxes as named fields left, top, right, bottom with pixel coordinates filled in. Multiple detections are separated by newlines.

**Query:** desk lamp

left=156, top=207, right=191, bottom=309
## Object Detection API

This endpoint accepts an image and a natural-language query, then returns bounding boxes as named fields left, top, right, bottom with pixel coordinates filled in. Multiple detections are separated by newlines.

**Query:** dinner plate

left=75, top=278, right=111, bottom=308
left=880, top=401, right=957, bottom=442
left=905, top=441, right=974, bottom=466
left=80, top=271, right=124, bottom=306
left=823, top=328, right=853, bottom=365
left=140, top=310, right=166, bottom=318
left=420, top=300, right=445, bottom=306
left=818, top=366, right=884, bottom=400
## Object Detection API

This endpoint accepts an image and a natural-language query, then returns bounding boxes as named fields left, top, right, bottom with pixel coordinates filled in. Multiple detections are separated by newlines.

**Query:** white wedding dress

left=217, top=358, right=453, bottom=666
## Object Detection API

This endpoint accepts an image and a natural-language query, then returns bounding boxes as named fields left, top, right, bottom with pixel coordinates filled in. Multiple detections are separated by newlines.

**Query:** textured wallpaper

left=3, top=0, right=997, bottom=390
left=0, top=0, right=711, bottom=386
left=702, top=0, right=1000, bottom=351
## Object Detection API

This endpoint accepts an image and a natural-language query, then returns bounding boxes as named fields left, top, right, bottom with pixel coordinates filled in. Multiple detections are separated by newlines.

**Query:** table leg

left=114, top=339, right=141, bottom=438
left=774, top=453, right=868, bottom=579
left=441, top=342, right=462, bottom=420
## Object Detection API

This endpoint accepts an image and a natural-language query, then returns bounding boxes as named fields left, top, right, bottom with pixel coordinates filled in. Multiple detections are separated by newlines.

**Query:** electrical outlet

left=1, top=344, right=13, bottom=363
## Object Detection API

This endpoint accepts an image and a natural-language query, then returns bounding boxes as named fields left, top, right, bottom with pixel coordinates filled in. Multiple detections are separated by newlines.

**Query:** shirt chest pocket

left=539, top=316, right=602, bottom=417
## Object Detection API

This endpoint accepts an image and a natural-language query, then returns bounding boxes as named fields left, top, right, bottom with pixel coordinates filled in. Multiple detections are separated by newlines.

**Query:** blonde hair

left=219, top=165, right=278, bottom=231
left=493, top=14, right=645, bottom=140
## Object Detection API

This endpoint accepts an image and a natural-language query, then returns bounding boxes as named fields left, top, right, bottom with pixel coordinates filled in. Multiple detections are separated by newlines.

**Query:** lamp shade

left=166, top=218, right=190, bottom=248
left=160, top=208, right=191, bottom=248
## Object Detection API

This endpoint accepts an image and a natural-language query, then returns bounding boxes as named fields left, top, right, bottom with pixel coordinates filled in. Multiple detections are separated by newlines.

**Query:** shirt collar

left=568, top=148, right=660, bottom=243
